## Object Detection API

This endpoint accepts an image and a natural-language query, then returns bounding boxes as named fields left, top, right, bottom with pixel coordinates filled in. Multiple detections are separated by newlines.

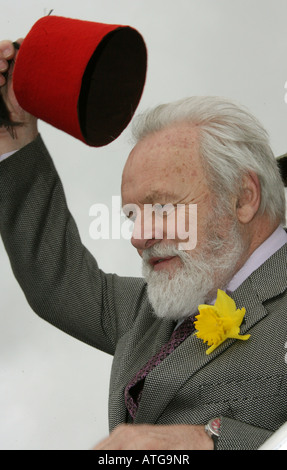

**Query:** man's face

left=121, top=123, right=212, bottom=267
left=121, top=123, right=244, bottom=319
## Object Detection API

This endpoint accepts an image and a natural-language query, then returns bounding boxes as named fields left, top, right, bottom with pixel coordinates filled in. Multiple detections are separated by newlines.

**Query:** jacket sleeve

left=0, top=135, right=148, bottom=355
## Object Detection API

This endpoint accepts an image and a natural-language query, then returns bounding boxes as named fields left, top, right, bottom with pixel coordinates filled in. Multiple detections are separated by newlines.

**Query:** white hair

left=132, top=96, right=286, bottom=224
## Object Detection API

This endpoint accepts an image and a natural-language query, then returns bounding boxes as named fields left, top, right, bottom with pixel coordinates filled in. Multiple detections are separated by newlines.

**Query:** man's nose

left=130, top=213, right=161, bottom=252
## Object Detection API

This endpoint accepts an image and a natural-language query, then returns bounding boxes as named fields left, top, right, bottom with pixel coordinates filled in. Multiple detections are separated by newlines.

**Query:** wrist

left=204, top=418, right=221, bottom=450
left=195, top=425, right=214, bottom=450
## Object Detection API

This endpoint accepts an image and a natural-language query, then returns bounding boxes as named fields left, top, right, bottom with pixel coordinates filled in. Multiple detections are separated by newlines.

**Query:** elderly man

left=0, top=41, right=287, bottom=451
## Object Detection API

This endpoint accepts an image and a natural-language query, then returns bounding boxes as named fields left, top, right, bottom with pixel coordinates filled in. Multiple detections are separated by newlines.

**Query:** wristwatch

left=205, top=418, right=221, bottom=450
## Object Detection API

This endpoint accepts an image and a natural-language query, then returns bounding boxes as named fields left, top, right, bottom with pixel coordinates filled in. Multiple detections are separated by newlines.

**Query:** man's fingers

left=0, top=40, right=15, bottom=61
left=14, top=38, right=24, bottom=46
left=0, top=38, right=23, bottom=56
left=0, top=42, right=12, bottom=86
left=0, top=59, right=8, bottom=85
left=0, top=40, right=22, bottom=87
left=0, top=39, right=23, bottom=66
left=0, top=58, right=8, bottom=70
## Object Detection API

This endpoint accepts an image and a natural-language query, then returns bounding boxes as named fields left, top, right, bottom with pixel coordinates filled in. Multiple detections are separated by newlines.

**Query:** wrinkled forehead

left=122, top=124, right=200, bottom=187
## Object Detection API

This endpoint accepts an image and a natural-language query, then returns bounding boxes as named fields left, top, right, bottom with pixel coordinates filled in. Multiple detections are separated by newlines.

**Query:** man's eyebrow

left=121, top=190, right=179, bottom=214
left=141, top=190, right=179, bottom=204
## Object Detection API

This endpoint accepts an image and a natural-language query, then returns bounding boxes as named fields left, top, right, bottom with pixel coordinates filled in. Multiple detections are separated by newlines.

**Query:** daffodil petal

left=195, top=290, right=250, bottom=355
left=230, top=333, right=251, bottom=341
left=205, top=333, right=250, bottom=354
left=234, top=307, right=246, bottom=325
left=214, top=289, right=236, bottom=317
left=206, top=341, right=224, bottom=354
left=197, top=304, right=217, bottom=315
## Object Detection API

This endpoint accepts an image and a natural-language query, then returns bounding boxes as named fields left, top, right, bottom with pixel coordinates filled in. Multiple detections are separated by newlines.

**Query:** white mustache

left=142, top=243, right=182, bottom=263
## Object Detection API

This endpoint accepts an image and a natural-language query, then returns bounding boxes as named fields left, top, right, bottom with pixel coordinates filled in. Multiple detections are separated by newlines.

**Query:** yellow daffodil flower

left=194, top=289, right=250, bottom=355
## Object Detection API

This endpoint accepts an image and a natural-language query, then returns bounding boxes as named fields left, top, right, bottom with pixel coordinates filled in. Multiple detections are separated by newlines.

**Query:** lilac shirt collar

left=226, top=225, right=287, bottom=293
left=0, top=150, right=17, bottom=163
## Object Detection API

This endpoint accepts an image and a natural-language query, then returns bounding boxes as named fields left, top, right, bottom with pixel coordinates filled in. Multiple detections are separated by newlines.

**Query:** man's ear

left=236, top=172, right=261, bottom=224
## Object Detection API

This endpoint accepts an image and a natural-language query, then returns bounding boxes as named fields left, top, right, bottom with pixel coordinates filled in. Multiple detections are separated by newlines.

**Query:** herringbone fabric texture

left=1, top=135, right=287, bottom=450
left=125, top=315, right=195, bottom=420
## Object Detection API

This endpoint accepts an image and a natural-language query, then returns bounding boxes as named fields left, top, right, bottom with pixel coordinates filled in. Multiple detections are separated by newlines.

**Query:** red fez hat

left=13, top=15, right=147, bottom=146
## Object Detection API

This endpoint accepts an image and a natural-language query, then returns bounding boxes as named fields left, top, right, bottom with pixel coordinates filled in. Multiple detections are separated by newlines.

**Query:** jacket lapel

left=135, top=243, right=287, bottom=424
left=109, top=316, right=175, bottom=429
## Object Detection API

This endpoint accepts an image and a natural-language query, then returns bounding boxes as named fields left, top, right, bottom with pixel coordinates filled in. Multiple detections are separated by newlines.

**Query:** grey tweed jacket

left=0, top=135, right=287, bottom=450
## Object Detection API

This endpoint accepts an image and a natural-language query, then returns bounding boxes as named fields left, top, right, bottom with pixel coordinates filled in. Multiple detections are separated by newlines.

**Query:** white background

left=0, top=0, right=287, bottom=450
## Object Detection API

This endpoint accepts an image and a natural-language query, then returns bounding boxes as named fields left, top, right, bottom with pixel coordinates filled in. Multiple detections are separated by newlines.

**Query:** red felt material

left=13, top=16, right=147, bottom=146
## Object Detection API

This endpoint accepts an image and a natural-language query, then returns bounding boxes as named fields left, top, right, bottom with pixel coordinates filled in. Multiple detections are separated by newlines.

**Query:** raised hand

left=0, top=39, right=38, bottom=153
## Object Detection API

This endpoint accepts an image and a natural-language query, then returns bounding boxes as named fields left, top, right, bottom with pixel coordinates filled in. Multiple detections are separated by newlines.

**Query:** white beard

left=142, top=221, right=245, bottom=321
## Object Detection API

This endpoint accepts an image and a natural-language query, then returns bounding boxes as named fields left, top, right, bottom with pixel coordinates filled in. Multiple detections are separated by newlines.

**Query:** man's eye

left=122, top=204, right=137, bottom=222
left=128, top=213, right=136, bottom=223
left=124, top=211, right=135, bottom=221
